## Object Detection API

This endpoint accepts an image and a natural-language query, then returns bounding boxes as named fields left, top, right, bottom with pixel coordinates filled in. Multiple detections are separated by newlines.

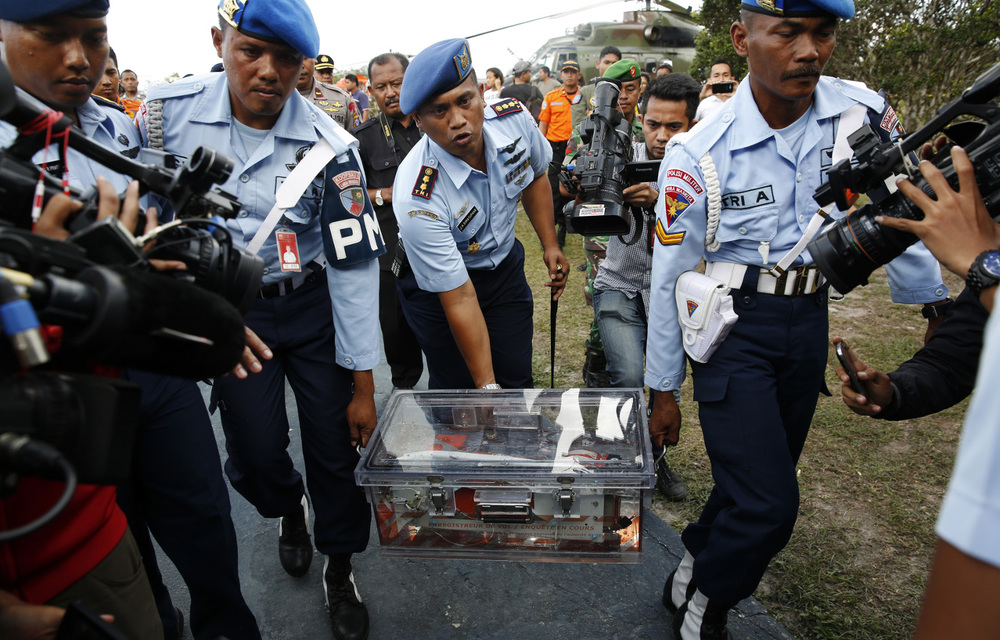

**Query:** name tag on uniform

left=277, top=229, right=301, bottom=272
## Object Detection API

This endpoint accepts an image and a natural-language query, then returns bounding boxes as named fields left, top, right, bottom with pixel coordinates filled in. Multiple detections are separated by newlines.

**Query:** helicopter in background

left=468, top=0, right=702, bottom=82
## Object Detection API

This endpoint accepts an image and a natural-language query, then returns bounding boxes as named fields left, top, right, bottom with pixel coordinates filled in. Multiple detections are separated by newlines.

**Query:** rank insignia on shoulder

left=413, top=166, right=438, bottom=200
left=492, top=100, right=523, bottom=117
left=655, top=219, right=685, bottom=246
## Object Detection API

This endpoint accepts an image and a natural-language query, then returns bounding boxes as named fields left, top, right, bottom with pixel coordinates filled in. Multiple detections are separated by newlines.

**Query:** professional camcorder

left=0, top=60, right=258, bottom=537
left=808, top=62, right=1000, bottom=294
left=563, top=78, right=661, bottom=237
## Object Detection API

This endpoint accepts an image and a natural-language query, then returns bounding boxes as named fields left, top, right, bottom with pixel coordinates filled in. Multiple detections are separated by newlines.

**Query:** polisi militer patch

left=413, top=166, right=438, bottom=200
left=492, top=100, right=523, bottom=117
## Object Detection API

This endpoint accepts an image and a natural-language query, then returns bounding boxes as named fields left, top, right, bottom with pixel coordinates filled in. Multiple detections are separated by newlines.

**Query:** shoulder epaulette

left=353, top=117, right=379, bottom=133
left=90, top=95, right=126, bottom=113
left=491, top=99, right=523, bottom=117
left=145, top=76, right=211, bottom=102
left=412, top=165, right=438, bottom=200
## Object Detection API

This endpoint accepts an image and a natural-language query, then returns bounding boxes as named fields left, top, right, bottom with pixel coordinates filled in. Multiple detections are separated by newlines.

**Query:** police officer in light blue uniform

left=0, top=2, right=260, bottom=638
left=136, top=3, right=381, bottom=639
left=392, top=38, right=568, bottom=390
left=645, top=1, right=949, bottom=638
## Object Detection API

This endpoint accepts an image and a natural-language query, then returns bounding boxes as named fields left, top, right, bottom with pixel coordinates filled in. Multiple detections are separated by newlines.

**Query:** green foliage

left=690, top=0, right=747, bottom=81
left=691, top=0, right=1000, bottom=129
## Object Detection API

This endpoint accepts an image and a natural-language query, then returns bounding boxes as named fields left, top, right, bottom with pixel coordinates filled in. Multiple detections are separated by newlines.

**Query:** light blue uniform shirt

left=391, top=103, right=551, bottom=293
left=936, top=287, right=1000, bottom=568
left=0, top=97, right=140, bottom=194
left=645, top=77, right=947, bottom=392
left=137, top=73, right=380, bottom=371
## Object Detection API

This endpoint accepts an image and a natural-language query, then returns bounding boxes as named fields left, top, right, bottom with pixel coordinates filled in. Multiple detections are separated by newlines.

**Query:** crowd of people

left=1, top=0, right=998, bottom=640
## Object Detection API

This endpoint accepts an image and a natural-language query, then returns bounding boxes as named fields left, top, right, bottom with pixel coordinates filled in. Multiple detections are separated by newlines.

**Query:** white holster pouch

left=674, top=271, right=739, bottom=363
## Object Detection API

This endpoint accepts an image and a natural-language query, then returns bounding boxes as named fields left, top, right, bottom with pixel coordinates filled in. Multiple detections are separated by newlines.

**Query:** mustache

left=781, top=65, right=822, bottom=81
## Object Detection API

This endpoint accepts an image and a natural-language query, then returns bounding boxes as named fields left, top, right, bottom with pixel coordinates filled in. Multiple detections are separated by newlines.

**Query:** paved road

left=155, top=355, right=792, bottom=640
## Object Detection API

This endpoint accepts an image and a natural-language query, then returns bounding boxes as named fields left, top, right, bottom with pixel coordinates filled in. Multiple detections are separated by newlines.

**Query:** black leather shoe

left=655, top=455, right=688, bottom=501
left=324, top=555, right=369, bottom=640
left=278, top=496, right=313, bottom=577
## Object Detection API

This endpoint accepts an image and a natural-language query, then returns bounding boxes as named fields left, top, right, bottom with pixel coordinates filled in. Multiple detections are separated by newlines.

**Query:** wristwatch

left=480, top=383, right=502, bottom=390
left=374, top=189, right=384, bottom=206
left=966, top=250, right=1000, bottom=298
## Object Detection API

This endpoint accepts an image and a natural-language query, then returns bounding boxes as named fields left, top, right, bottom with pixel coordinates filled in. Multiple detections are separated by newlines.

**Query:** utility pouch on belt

left=674, top=271, right=739, bottom=363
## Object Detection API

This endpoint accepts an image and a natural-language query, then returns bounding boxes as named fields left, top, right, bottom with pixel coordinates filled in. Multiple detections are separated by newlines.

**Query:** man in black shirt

left=354, top=52, right=425, bottom=388
left=500, top=60, right=544, bottom=122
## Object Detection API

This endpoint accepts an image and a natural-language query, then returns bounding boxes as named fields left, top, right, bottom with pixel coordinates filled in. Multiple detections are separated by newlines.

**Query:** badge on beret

left=453, top=41, right=472, bottom=79
left=492, top=100, right=523, bottom=117
left=413, top=166, right=438, bottom=200
left=220, top=0, right=244, bottom=27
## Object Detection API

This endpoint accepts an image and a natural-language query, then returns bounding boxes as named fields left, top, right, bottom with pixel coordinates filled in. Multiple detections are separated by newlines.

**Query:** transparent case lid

left=357, top=389, right=653, bottom=487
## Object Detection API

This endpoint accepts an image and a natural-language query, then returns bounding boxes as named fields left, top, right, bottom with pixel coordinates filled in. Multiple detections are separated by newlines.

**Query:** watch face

left=983, top=252, right=1000, bottom=277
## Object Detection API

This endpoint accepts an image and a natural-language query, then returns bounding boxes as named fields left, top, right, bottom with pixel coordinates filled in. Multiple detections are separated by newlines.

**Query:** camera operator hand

left=623, top=182, right=658, bottom=209
left=832, top=336, right=894, bottom=416
left=885, top=146, right=1000, bottom=285
left=649, top=389, right=682, bottom=448
left=231, top=326, right=273, bottom=379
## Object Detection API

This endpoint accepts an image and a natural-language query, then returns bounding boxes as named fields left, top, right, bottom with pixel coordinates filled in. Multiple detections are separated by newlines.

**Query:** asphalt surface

left=155, top=355, right=793, bottom=640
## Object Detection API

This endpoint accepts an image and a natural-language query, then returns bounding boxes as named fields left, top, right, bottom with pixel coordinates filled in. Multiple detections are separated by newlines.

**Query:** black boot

left=278, top=496, right=313, bottom=577
left=655, top=454, right=688, bottom=501
left=673, top=588, right=733, bottom=640
left=324, top=554, right=369, bottom=640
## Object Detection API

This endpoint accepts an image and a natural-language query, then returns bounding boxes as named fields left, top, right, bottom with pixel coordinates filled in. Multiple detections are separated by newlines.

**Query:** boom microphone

left=28, top=265, right=246, bottom=378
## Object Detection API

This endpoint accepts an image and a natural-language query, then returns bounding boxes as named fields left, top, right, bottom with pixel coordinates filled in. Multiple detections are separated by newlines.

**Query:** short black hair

left=599, top=45, right=621, bottom=60
left=641, top=73, right=701, bottom=122
left=486, top=67, right=502, bottom=85
left=108, top=46, right=118, bottom=69
left=345, top=73, right=359, bottom=84
left=540, top=65, right=550, bottom=74
left=122, top=69, right=137, bottom=79
left=711, top=59, right=732, bottom=73
left=367, top=52, right=409, bottom=80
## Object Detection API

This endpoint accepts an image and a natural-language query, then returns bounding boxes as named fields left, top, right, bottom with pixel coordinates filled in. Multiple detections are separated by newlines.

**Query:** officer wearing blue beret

left=0, top=2, right=259, bottom=639
left=647, top=1, right=950, bottom=638
left=393, top=38, right=569, bottom=390
left=136, top=2, right=382, bottom=639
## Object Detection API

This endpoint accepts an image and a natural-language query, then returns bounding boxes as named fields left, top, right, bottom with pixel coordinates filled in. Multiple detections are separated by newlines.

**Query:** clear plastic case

left=355, top=388, right=653, bottom=562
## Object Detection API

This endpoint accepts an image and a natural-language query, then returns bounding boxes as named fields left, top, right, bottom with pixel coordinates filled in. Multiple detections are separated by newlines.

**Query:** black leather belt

left=258, top=261, right=325, bottom=299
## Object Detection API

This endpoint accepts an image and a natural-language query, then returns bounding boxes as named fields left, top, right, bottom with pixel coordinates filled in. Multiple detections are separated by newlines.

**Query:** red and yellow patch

left=492, top=100, right=523, bottom=117
left=412, top=166, right=438, bottom=200
left=663, top=189, right=692, bottom=228
left=655, top=219, right=685, bottom=246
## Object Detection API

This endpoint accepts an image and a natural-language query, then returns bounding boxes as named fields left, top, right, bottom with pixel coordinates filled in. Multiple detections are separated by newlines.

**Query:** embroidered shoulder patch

left=412, top=166, right=438, bottom=200
left=408, top=209, right=439, bottom=221
left=492, top=100, right=523, bottom=117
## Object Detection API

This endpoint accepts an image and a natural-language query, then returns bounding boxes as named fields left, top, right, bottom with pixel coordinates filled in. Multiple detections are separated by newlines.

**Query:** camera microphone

left=28, top=265, right=247, bottom=378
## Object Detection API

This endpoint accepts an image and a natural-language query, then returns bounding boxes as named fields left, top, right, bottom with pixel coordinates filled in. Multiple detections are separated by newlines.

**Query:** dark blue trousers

left=682, top=282, right=829, bottom=607
left=117, top=371, right=260, bottom=640
left=396, top=239, right=534, bottom=389
left=213, top=272, right=370, bottom=555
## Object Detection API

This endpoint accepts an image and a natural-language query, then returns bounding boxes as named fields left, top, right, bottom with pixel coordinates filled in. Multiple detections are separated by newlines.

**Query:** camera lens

left=808, top=196, right=920, bottom=294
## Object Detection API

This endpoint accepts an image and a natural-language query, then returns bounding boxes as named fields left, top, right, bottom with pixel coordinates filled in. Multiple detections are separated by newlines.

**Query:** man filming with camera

left=644, top=1, right=950, bottom=638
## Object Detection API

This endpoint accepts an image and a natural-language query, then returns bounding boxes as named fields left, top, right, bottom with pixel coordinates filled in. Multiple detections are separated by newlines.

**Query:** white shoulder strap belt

left=700, top=103, right=868, bottom=276
left=246, top=137, right=338, bottom=256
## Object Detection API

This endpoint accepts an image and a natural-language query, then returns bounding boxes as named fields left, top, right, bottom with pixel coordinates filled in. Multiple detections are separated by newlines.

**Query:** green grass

left=515, top=212, right=968, bottom=639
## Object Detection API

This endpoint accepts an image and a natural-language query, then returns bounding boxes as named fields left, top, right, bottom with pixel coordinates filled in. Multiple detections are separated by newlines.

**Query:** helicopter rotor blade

left=465, top=0, right=622, bottom=40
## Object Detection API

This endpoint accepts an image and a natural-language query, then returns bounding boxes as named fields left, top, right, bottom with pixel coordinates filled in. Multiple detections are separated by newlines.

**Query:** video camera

left=562, top=78, right=660, bottom=237
left=0, top=60, right=258, bottom=537
left=808, top=62, right=1000, bottom=294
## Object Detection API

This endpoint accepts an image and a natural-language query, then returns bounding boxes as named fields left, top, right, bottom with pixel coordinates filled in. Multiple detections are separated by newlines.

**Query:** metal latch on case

left=557, top=477, right=575, bottom=516
left=428, top=475, right=446, bottom=514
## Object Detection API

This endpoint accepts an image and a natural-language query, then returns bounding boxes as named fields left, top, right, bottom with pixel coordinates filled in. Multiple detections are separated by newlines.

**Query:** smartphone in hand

left=711, top=81, right=735, bottom=94
left=835, top=341, right=869, bottom=398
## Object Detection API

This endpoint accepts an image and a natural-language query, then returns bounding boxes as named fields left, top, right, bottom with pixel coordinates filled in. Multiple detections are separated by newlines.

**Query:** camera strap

left=246, top=138, right=338, bottom=256
left=768, top=103, right=867, bottom=277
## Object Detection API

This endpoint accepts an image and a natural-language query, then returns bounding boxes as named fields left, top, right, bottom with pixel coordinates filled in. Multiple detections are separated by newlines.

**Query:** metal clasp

left=557, top=476, right=575, bottom=516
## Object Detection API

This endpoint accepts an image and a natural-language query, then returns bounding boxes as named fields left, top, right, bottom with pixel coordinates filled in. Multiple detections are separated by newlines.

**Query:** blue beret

left=218, top=0, right=319, bottom=59
left=0, top=0, right=108, bottom=21
left=741, top=0, right=854, bottom=19
left=400, top=38, right=473, bottom=115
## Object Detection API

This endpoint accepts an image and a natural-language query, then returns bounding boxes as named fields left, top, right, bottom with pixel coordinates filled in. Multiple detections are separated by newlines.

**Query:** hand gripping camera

left=808, top=62, right=1000, bottom=294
